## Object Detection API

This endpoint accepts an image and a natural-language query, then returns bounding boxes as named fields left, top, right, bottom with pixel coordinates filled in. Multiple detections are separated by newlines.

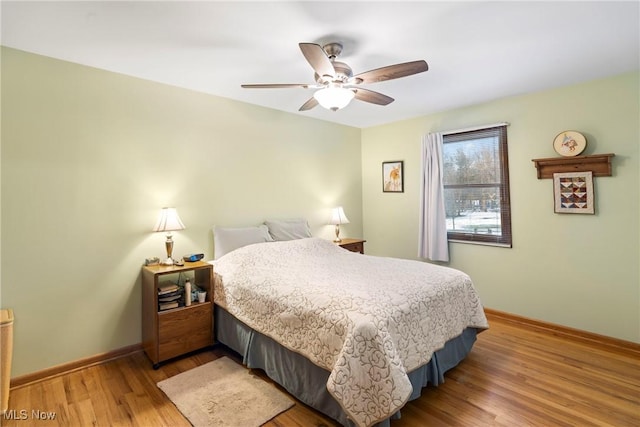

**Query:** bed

left=209, top=222, right=488, bottom=427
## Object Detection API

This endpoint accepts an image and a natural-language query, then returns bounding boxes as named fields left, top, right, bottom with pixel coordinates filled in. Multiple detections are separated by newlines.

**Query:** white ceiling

left=2, top=1, right=639, bottom=128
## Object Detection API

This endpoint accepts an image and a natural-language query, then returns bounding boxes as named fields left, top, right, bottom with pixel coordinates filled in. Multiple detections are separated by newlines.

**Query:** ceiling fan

left=241, top=42, right=428, bottom=112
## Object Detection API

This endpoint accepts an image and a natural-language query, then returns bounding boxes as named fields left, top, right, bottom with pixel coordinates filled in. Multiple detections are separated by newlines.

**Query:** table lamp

left=329, top=206, right=350, bottom=242
left=153, top=207, right=186, bottom=265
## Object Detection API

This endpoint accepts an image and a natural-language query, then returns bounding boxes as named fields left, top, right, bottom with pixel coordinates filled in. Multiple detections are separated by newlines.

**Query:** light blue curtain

left=418, top=132, right=449, bottom=262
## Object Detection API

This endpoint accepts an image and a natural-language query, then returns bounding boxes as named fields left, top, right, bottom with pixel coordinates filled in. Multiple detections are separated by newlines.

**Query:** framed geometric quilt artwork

left=553, top=171, right=594, bottom=214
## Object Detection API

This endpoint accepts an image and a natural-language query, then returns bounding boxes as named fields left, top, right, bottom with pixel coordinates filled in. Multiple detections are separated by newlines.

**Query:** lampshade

left=313, top=85, right=355, bottom=111
left=329, top=206, right=350, bottom=225
left=153, top=207, right=186, bottom=232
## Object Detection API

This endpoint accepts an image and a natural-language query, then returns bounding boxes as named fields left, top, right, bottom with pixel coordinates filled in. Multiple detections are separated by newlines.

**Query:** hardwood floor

left=3, top=314, right=639, bottom=427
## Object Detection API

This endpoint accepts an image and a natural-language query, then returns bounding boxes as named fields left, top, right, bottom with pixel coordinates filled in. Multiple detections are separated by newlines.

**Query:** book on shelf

left=158, top=293, right=181, bottom=303
left=159, top=301, right=180, bottom=311
left=158, top=281, right=179, bottom=295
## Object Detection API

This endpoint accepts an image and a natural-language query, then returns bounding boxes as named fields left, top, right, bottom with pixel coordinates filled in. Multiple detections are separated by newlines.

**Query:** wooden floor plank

left=3, top=315, right=638, bottom=426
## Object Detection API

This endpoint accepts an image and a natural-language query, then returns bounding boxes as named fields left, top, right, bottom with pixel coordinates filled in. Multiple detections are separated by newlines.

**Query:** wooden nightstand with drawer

left=337, top=238, right=366, bottom=254
left=141, top=261, right=214, bottom=369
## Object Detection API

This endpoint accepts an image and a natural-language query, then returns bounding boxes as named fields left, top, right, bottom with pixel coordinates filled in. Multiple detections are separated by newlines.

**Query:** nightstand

left=337, top=238, right=366, bottom=254
left=141, top=261, right=214, bottom=369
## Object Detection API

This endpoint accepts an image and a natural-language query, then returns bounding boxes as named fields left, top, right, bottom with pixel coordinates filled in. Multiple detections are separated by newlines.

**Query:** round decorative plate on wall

left=553, top=130, right=587, bottom=157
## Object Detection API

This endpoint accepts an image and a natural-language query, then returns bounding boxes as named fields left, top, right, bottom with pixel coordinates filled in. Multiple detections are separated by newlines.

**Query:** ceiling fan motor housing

left=315, top=61, right=353, bottom=84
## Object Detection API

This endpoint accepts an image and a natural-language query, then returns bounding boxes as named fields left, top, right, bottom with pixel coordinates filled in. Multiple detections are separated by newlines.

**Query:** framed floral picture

left=553, top=171, right=594, bottom=214
left=382, top=161, right=404, bottom=193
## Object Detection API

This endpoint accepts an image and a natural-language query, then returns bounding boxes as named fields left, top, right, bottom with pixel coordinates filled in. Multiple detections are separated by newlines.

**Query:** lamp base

left=333, top=224, right=342, bottom=243
left=163, top=235, right=175, bottom=265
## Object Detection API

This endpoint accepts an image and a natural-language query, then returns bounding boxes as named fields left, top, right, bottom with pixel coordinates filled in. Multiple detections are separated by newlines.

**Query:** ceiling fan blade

left=299, top=97, right=319, bottom=111
left=241, top=83, right=312, bottom=89
left=351, top=60, right=428, bottom=84
left=353, top=88, right=394, bottom=106
left=299, top=43, right=335, bottom=79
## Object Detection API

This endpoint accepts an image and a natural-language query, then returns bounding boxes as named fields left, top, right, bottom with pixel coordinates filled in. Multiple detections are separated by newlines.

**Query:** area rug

left=157, top=357, right=294, bottom=427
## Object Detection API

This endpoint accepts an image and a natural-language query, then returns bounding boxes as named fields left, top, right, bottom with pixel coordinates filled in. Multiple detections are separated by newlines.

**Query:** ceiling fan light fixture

left=313, top=85, right=355, bottom=111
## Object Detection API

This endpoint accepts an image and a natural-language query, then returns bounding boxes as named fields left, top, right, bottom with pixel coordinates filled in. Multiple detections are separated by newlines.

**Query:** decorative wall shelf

left=531, top=153, right=615, bottom=179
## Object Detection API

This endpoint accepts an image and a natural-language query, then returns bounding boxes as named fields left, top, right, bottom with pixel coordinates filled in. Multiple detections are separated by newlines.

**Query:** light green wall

left=2, top=46, right=638, bottom=379
left=362, top=72, right=640, bottom=343
left=1, top=47, right=362, bottom=377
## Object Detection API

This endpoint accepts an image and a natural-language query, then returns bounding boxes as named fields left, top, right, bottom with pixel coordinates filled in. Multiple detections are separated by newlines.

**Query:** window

left=442, top=125, right=512, bottom=247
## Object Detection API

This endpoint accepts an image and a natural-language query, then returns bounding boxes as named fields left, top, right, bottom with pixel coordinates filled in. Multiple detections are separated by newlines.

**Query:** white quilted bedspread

left=212, top=238, right=488, bottom=427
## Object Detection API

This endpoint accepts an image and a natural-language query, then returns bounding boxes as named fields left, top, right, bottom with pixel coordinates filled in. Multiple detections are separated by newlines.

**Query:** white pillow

left=213, top=225, right=273, bottom=259
left=264, top=218, right=312, bottom=241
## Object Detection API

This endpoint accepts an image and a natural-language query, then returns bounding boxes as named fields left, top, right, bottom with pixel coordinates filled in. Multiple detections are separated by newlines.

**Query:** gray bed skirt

left=214, top=304, right=478, bottom=427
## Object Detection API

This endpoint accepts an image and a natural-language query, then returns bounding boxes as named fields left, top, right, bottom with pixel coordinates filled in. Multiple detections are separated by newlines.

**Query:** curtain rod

left=439, top=122, right=510, bottom=136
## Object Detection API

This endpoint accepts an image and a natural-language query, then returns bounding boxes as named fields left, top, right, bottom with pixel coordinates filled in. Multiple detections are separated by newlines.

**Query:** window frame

left=442, top=125, right=512, bottom=247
